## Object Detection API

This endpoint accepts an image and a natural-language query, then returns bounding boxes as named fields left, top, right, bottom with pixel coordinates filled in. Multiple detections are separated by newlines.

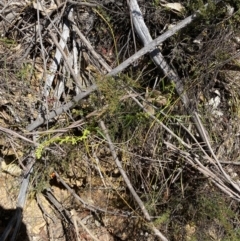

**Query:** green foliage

left=154, top=210, right=170, bottom=226
left=95, top=74, right=139, bottom=115
left=95, top=76, right=123, bottom=114
left=186, top=0, right=204, bottom=12
left=195, top=192, right=240, bottom=240
left=16, top=63, right=33, bottom=80
left=0, top=37, right=16, bottom=46
left=35, top=129, right=90, bottom=159
left=72, top=108, right=84, bottom=117
left=152, top=0, right=160, bottom=7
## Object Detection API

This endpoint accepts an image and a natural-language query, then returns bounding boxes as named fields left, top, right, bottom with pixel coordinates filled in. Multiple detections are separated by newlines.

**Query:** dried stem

left=100, top=120, right=168, bottom=241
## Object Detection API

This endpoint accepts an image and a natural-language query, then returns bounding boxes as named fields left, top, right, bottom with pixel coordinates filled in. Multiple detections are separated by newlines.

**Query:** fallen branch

left=109, top=0, right=221, bottom=76
left=108, top=12, right=199, bottom=76
left=165, top=141, right=240, bottom=201
left=0, top=126, right=37, bottom=145
left=99, top=121, right=151, bottom=220
left=26, top=84, right=97, bottom=131
left=129, top=0, right=240, bottom=201
left=70, top=209, right=100, bottom=241
left=130, top=93, right=191, bottom=149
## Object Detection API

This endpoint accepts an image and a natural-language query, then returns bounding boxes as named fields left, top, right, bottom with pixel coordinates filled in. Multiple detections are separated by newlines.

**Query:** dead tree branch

left=26, top=84, right=97, bottom=131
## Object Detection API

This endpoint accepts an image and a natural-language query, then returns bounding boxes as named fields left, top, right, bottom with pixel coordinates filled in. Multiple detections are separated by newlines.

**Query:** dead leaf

left=1, top=160, right=22, bottom=176
left=161, top=3, right=185, bottom=13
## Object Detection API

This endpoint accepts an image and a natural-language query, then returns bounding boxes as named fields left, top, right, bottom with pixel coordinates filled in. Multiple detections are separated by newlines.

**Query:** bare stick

left=108, top=1, right=221, bottom=76
left=165, top=141, right=240, bottom=201
left=70, top=209, right=100, bottom=241
left=67, top=0, right=98, bottom=7
left=100, top=121, right=150, bottom=220
left=70, top=210, right=81, bottom=241
left=26, top=4, right=215, bottom=132
left=100, top=121, right=168, bottom=240
left=129, top=0, right=190, bottom=107
left=0, top=126, right=37, bottom=145
left=26, top=84, right=97, bottom=131
left=26, top=5, right=208, bottom=131
left=73, top=25, right=112, bottom=73
left=99, top=121, right=151, bottom=220
left=130, top=94, right=191, bottom=149
left=129, top=0, right=237, bottom=195
left=192, top=112, right=240, bottom=193
left=53, top=171, right=130, bottom=216
left=108, top=14, right=198, bottom=76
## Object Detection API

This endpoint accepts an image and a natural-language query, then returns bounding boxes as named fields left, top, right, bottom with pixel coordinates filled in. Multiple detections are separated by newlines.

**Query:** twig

left=100, top=121, right=169, bottom=241
left=92, top=152, right=107, bottom=187
left=192, top=112, right=240, bottom=193
left=26, top=3, right=211, bottom=132
left=0, top=126, right=37, bottom=145
left=129, top=0, right=240, bottom=197
left=53, top=171, right=131, bottom=217
left=219, top=161, right=240, bottom=165
left=70, top=210, right=81, bottom=241
left=70, top=209, right=100, bottom=241
left=130, top=94, right=191, bottom=149
left=36, top=194, right=55, bottom=222
left=37, top=0, right=47, bottom=87
left=44, top=188, right=72, bottom=222
left=73, top=25, right=112, bottom=73
left=26, top=84, right=97, bottom=131
left=43, top=8, right=72, bottom=97
left=67, top=0, right=98, bottom=7
left=127, top=0, right=138, bottom=55
left=129, top=0, right=190, bottom=109
left=53, top=172, right=105, bottom=213
left=99, top=121, right=151, bottom=220
left=26, top=2, right=219, bottom=135
left=108, top=13, right=199, bottom=76
left=165, top=141, right=240, bottom=201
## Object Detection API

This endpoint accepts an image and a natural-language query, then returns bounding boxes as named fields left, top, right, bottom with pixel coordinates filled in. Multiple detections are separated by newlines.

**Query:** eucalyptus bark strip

left=43, top=9, right=72, bottom=97
left=49, top=32, right=83, bottom=90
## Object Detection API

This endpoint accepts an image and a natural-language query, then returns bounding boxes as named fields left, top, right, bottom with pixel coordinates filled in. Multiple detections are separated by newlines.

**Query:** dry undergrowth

left=1, top=0, right=240, bottom=241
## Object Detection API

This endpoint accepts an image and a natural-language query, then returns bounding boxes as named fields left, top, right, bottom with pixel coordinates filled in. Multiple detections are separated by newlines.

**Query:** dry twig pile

left=1, top=0, right=240, bottom=240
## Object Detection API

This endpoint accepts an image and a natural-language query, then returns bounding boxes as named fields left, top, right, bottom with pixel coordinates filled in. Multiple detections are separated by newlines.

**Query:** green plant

left=16, top=63, right=33, bottom=80
left=154, top=210, right=170, bottom=226
left=195, top=192, right=240, bottom=240
left=0, top=37, right=16, bottom=46
left=35, top=129, right=90, bottom=159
